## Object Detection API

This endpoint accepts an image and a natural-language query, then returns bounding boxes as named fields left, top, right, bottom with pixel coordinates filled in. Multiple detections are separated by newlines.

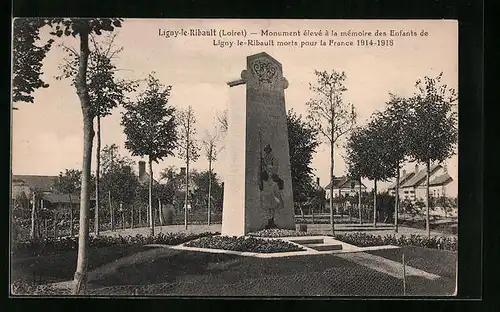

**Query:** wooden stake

left=402, top=253, right=406, bottom=296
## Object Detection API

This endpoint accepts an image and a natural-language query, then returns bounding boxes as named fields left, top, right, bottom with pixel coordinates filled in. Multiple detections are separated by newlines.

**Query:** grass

left=86, top=249, right=455, bottom=296
left=11, top=244, right=154, bottom=285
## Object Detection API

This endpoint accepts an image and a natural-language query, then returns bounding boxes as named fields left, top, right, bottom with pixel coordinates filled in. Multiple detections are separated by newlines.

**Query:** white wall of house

left=326, top=187, right=366, bottom=199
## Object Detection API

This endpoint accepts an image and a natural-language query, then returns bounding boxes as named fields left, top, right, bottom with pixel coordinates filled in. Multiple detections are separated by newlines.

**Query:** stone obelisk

left=221, top=52, right=295, bottom=236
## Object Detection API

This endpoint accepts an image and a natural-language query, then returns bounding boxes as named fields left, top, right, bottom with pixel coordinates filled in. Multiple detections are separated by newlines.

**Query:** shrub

left=334, top=232, right=457, bottom=251
left=11, top=232, right=220, bottom=257
left=248, top=229, right=314, bottom=238
left=184, top=236, right=305, bottom=253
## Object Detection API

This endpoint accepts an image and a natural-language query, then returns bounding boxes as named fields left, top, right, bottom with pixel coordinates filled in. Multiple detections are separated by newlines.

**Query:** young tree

left=306, top=70, right=356, bottom=234
left=12, top=18, right=53, bottom=107
left=17, top=18, right=124, bottom=294
left=57, top=34, right=137, bottom=236
left=202, top=121, right=224, bottom=225
left=287, top=109, right=320, bottom=218
left=177, top=106, right=200, bottom=230
left=406, top=73, right=458, bottom=238
left=345, top=127, right=368, bottom=224
left=373, top=95, right=411, bottom=232
left=52, top=169, right=82, bottom=236
left=100, top=144, right=137, bottom=230
left=121, top=74, right=178, bottom=236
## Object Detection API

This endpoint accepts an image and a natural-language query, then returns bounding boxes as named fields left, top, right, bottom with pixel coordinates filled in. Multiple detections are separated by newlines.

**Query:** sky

left=11, top=19, right=459, bottom=195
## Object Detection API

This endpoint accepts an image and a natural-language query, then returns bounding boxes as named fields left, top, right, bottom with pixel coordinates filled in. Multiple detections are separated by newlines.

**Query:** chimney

left=443, top=163, right=448, bottom=173
left=180, top=167, right=186, bottom=176
left=415, top=164, right=419, bottom=173
left=138, top=161, right=146, bottom=177
left=316, top=177, right=320, bottom=186
left=402, top=169, right=406, bottom=177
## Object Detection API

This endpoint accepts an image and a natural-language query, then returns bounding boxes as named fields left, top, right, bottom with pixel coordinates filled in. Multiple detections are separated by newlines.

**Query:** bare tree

left=306, top=70, right=356, bottom=235
left=202, top=121, right=225, bottom=225
left=177, top=106, right=200, bottom=230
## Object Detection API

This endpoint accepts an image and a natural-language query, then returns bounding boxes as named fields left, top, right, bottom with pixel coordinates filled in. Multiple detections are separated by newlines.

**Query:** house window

left=404, top=191, right=409, bottom=194
left=410, top=190, right=415, bottom=193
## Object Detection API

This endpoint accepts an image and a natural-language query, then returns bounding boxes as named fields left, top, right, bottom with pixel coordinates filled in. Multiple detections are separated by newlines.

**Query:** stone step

left=289, top=238, right=324, bottom=245
left=305, top=243, right=343, bottom=251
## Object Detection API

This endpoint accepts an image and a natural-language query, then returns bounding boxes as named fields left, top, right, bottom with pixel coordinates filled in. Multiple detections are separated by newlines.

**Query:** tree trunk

left=73, top=28, right=93, bottom=295
left=69, top=194, right=74, bottom=236
left=94, top=114, right=101, bottom=236
left=130, top=205, right=134, bottom=229
left=121, top=201, right=124, bottom=230
left=208, top=157, right=212, bottom=226
left=311, top=204, right=315, bottom=224
left=358, top=177, right=362, bottom=224
left=185, top=159, right=189, bottom=230
left=373, top=179, right=377, bottom=228
left=395, top=163, right=400, bottom=233
left=329, top=140, right=335, bottom=235
left=148, top=157, right=154, bottom=236
left=185, top=125, right=190, bottom=230
left=109, top=190, right=114, bottom=231
left=138, top=203, right=142, bottom=227
left=158, top=198, right=163, bottom=226
left=54, top=209, right=58, bottom=238
left=426, top=160, right=431, bottom=238
left=30, top=192, right=36, bottom=241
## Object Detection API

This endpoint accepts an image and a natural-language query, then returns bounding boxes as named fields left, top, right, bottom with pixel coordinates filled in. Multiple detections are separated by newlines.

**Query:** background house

left=325, top=176, right=367, bottom=199
left=12, top=174, right=94, bottom=213
left=388, top=163, right=454, bottom=202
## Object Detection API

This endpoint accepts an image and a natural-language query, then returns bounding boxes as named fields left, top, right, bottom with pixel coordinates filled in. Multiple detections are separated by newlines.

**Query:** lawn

left=11, top=244, right=154, bottom=285
left=366, top=246, right=457, bottom=296
left=86, top=249, right=455, bottom=297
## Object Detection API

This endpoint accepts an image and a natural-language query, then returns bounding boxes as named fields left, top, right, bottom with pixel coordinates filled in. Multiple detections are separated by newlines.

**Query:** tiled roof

left=324, top=176, right=366, bottom=189
left=387, top=172, right=416, bottom=190
left=401, top=164, right=442, bottom=188
left=12, top=175, right=58, bottom=192
left=429, top=173, right=453, bottom=186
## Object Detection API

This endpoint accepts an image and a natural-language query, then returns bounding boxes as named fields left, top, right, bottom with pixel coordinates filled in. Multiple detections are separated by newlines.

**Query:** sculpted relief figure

left=260, top=143, right=285, bottom=229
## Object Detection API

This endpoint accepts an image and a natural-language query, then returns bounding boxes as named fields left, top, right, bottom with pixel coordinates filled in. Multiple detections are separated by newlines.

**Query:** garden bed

left=334, top=232, right=457, bottom=251
left=184, top=235, right=305, bottom=253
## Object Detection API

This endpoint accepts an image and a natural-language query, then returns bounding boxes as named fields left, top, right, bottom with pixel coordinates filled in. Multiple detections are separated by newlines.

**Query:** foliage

left=190, top=170, right=224, bottom=212
left=52, top=169, right=82, bottom=195
left=287, top=109, right=320, bottom=204
left=11, top=232, right=220, bottom=257
left=12, top=18, right=54, bottom=104
left=184, top=236, right=305, bottom=253
left=100, top=144, right=135, bottom=175
left=406, top=73, right=458, bottom=165
left=335, top=232, right=457, bottom=251
left=176, top=105, right=200, bottom=162
left=374, top=95, right=411, bottom=176
left=306, top=70, right=357, bottom=145
left=57, top=33, right=137, bottom=118
left=121, top=73, right=178, bottom=164
left=248, top=229, right=314, bottom=238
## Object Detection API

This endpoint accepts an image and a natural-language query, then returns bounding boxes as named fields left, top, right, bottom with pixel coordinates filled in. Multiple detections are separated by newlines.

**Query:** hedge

left=12, top=232, right=220, bottom=257
left=334, top=232, right=457, bottom=251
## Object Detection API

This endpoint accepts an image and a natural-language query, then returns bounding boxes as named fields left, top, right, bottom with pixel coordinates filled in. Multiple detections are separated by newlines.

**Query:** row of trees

left=345, top=73, right=458, bottom=237
left=12, top=18, right=227, bottom=293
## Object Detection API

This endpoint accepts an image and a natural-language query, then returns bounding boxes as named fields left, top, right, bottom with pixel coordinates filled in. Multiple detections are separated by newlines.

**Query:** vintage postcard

left=11, top=18, right=458, bottom=297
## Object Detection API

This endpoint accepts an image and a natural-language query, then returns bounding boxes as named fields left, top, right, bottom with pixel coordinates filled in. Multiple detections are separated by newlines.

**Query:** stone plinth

left=221, top=52, right=295, bottom=236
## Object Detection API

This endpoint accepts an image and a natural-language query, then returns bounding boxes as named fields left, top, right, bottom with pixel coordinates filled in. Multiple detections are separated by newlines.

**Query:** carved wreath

left=251, top=60, right=278, bottom=84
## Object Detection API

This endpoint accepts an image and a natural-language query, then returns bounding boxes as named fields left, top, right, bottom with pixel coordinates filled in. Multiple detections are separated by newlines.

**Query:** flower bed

left=184, top=235, right=305, bottom=253
left=12, top=232, right=220, bottom=257
left=248, top=229, right=314, bottom=238
left=334, top=233, right=457, bottom=251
